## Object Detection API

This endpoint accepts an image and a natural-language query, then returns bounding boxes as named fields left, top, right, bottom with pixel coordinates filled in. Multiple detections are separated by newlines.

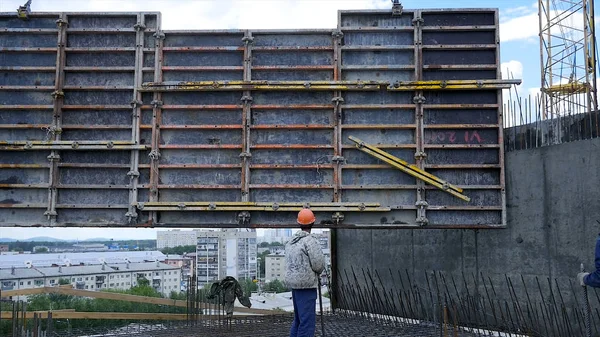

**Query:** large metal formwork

left=0, top=8, right=514, bottom=229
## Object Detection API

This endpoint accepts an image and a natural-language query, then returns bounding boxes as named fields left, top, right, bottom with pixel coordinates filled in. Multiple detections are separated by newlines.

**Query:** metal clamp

left=106, top=141, right=114, bottom=149
left=415, top=200, right=429, bottom=208
left=125, top=211, right=138, bottom=222
left=414, top=151, right=427, bottom=160
left=332, top=96, right=345, bottom=106
left=151, top=100, right=163, bottom=108
left=137, top=202, right=145, bottom=210
left=272, top=203, right=279, bottom=211
left=416, top=216, right=429, bottom=225
left=238, top=211, right=251, bottom=225
left=47, top=153, right=61, bottom=161
left=413, top=95, right=426, bottom=104
left=44, top=210, right=57, bottom=220
left=71, top=142, right=79, bottom=149
left=331, top=156, right=345, bottom=164
left=332, top=30, right=344, bottom=39
left=392, top=0, right=403, bottom=16
left=153, top=31, right=165, bottom=39
left=133, top=23, right=146, bottom=31
left=177, top=203, right=186, bottom=210
left=241, top=95, right=253, bottom=103
left=130, top=100, right=143, bottom=108
left=127, top=171, right=140, bottom=178
left=332, top=212, right=345, bottom=225
left=148, top=149, right=161, bottom=160
left=56, top=19, right=68, bottom=27
left=208, top=203, right=217, bottom=210
left=239, top=152, right=252, bottom=158
left=51, top=91, right=64, bottom=99
left=242, top=36, right=254, bottom=45
left=412, top=17, right=424, bottom=27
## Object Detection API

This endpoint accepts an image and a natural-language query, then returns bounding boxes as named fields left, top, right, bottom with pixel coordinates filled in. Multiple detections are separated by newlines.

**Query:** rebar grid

left=46, top=313, right=497, bottom=337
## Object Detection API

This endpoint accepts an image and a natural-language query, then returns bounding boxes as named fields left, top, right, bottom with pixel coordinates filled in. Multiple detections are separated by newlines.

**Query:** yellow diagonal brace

left=348, top=136, right=463, bottom=194
left=348, top=136, right=470, bottom=202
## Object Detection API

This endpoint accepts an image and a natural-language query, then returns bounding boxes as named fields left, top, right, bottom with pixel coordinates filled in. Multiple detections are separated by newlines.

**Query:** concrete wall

left=336, top=137, right=600, bottom=307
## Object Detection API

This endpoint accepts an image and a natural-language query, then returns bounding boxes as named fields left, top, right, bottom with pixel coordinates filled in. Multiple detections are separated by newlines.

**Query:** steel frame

left=0, top=9, right=511, bottom=230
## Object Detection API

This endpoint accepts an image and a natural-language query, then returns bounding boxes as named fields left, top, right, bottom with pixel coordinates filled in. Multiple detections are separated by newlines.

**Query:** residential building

left=0, top=261, right=181, bottom=299
left=265, top=255, right=286, bottom=283
left=157, top=230, right=197, bottom=249
left=0, top=245, right=8, bottom=252
left=164, top=254, right=191, bottom=269
left=196, top=229, right=257, bottom=287
left=0, top=251, right=166, bottom=270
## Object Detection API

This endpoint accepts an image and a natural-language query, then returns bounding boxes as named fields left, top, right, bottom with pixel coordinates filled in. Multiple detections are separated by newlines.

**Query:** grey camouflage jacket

left=285, top=231, right=326, bottom=289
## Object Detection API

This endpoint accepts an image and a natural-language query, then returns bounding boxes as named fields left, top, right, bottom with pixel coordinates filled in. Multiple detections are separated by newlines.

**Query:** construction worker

left=285, top=209, right=326, bottom=337
left=578, top=234, right=600, bottom=287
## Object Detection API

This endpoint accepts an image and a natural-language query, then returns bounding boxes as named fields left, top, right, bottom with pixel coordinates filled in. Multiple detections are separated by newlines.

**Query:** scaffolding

left=539, top=0, right=598, bottom=119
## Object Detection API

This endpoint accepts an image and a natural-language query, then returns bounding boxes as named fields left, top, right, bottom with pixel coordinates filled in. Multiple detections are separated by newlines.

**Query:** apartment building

left=196, top=229, right=257, bottom=286
left=265, top=254, right=286, bottom=283
left=156, top=230, right=197, bottom=249
left=0, top=261, right=181, bottom=298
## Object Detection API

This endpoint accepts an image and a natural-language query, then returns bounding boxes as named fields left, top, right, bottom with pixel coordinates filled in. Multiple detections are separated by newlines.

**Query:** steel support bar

left=139, top=80, right=521, bottom=92
left=137, top=202, right=382, bottom=207
left=137, top=206, right=391, bottom=212
left=387, top=79, right=522, bottom=91
left=348, top=136, right=470, bottom=202
left=140, top=80, right=383, bottom=91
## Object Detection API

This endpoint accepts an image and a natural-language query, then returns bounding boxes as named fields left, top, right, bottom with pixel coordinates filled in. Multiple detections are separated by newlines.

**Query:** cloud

left=501, top=60, right=524, bottom=80
left=1, top=0, right=391, bottom=29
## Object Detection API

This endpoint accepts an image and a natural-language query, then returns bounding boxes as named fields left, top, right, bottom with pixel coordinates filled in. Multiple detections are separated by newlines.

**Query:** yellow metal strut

left=348, top=136, right=470, bottom=202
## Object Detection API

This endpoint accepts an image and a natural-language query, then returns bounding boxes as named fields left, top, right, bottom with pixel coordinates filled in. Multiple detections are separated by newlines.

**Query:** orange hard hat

left=297, top=209, right=315, bottom=225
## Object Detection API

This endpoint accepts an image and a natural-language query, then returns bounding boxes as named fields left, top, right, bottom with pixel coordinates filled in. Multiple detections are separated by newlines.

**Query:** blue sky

left=0, top=0, right=553, bottom=240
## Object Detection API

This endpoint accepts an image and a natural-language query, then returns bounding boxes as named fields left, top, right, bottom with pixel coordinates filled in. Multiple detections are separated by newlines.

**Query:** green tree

left=136, top=275, right=150, bottom=287
left=259, top=242, right=270, bottom=248
left=263, top=279, right=288, bottom=293
left=257, top=250, right=270, bottom=277
left=34, top=247, right=48, bottom=253
left=58, top=278, right=71, bottom=285
left=160, top=245, right=196, bottom=255
left=239, top=278, right=258, bottom=296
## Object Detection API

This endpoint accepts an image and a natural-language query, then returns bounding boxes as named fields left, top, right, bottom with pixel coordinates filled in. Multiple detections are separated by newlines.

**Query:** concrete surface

left=336, top=137, right=600, bottom=308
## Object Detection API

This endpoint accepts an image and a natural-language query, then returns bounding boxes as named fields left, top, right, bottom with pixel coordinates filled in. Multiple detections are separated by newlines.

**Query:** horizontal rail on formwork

left=0, top=164, right=50, bottom=168
left=138, top=206, right=391, bottom=212
left=138, top=201, right=382, bottom=207
left=250, top=164, right=334, bottom=169
left=422, top=44, right=497, bottom=49
left=342, top=124, right=416, bottom=129
left=140, top=79, right=520, bottom=92
left=341, top=45, right=415, bottom=50
left=62, top=86, right=135, bottom=90
left=0, top=28, right=57, bottom=33
left=57, top=185, right=131, bottom=189
left=423, top=124, right=499, bottom=129
left=0, top=67, right=55, bottom=72
left=0, top=141, right=148, bottom=151
left=0, top=204, right=47, bottom=208
left=0, top=47, right=58, bottom=52
left=341, top=26, right=415, bottom=32
left=140, top=80, right=384, bottom=92
left=53, top=204, right=130, bottom=209
left=421, top=25, right=497, bottom=31
left=0, top=184, right=49, bottom=189
left=387, top=79, right=521, bottom=90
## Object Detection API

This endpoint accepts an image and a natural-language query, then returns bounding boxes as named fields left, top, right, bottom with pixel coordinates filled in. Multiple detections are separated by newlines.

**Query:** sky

left=0, top=0, right=561, bottom=240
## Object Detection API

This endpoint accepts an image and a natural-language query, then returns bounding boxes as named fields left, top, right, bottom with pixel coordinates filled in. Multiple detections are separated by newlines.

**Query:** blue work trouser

left=290, top=288, right=317, bottom=337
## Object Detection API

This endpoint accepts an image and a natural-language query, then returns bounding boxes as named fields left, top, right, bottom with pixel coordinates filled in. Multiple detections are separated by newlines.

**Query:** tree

left=257, top=250, right=270, bottom=277
left=137, top=276, right=150, bottom=287
left=259, top=242, right=270, bottom=248
left=58, top=278, right=71, bottom=285
left=160, top=245, right=196, bottom=255
left=34, top=247, right=48, bottom=253
left=263, top=279, right=288, bottom=293
left=239, top=278, right=258, bottom=296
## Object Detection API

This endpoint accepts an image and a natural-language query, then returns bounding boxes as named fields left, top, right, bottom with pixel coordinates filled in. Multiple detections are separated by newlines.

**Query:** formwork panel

left=0, top=8, right=506, bottom=228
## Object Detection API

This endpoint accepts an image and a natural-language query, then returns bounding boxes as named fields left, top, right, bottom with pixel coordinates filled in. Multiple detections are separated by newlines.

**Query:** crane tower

left=538, top=0, right=598, bottom=118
